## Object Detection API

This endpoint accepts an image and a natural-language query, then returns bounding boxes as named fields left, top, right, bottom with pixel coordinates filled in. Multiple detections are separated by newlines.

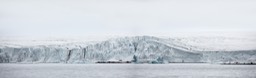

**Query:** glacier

left=0, top=36, right=256, bottom=63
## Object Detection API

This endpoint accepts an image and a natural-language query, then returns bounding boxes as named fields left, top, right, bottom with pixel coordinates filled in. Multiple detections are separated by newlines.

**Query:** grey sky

left=1, top=0, right=256, bottom=37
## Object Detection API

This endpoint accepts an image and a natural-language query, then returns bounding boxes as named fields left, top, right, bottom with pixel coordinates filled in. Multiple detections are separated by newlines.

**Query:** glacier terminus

left=0, top=36, right=256, bottom=64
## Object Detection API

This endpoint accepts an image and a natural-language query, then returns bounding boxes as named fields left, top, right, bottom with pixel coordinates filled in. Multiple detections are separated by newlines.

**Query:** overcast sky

left=0, top=0, right=256, bottom=38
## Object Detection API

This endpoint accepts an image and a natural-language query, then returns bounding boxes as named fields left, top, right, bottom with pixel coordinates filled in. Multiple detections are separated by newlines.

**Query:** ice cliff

left=0, top=36, right=255, bottom=63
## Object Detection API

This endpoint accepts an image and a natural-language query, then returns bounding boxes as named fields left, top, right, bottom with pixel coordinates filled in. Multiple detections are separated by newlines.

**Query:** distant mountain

left=0, top=36, right=255, bottom=63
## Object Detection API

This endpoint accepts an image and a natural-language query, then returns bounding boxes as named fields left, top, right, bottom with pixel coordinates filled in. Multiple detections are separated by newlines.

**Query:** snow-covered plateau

left=0, top=35, right=256, bottom=63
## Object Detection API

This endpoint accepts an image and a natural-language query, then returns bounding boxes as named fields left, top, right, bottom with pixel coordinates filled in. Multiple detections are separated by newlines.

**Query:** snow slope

left=0, top=35, right=255, bottom=63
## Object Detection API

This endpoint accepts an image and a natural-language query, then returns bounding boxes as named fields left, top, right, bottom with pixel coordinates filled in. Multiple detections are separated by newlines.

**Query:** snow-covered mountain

left=0, top=36, right=256, bottom=63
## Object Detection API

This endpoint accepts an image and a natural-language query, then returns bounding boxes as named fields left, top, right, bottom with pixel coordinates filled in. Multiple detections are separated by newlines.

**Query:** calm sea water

left=0, top=64, right=256, bottom=78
